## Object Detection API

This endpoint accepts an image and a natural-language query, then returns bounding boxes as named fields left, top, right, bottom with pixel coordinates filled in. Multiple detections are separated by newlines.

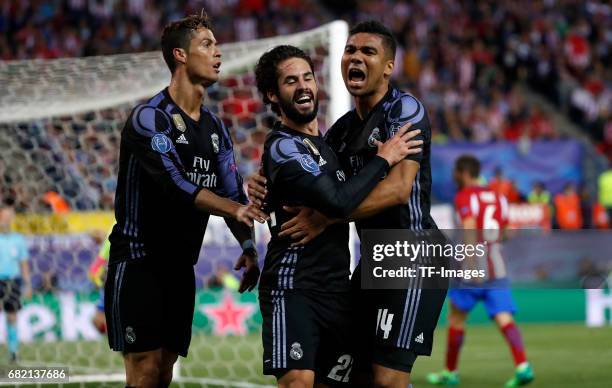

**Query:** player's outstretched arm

left=209, top=117, right=270, bottom=228
left=347, top=159, right=420, bottom=220
left=224, top=218, right=260, bottom=293
left=247, top=123, right=423, bottom=212
left=269, top=122, right=416, bottom=220
left=277, top=123, right=422, bottom=245
left=194, top=190, right=268, bottom=227
left=349, top=94, right=433, bottom=220
left=125, top=106, right=268, bottom=226
left=278, top=160, right=419, bottom=244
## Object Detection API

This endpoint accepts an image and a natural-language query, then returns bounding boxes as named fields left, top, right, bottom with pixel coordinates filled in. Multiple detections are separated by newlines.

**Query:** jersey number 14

left=376, top=308, right=394, bottom=339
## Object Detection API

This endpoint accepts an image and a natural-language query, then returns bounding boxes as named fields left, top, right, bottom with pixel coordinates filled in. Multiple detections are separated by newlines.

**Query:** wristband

left=241, top=239, right=257, bottom=257
left=241, top=239, right=255, bottom=251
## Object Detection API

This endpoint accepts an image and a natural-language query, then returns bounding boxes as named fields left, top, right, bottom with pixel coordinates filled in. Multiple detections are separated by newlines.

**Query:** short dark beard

left=279, top=94, right=319, bottom=124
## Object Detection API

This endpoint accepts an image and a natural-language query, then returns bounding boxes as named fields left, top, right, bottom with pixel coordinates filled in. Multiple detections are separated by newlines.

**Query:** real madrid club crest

left=172, top=113, right=186, bottom=132
left=290, top=342, right=303, bottom=360
left=125, top=326, right=136, bottom=344
left=368, top=127, right=381, bottom=147
left=211, top=133, right=220, bottom=154
left=302, top=138, right=326, bottom=167
left=336, top=170, right=346, bottom=182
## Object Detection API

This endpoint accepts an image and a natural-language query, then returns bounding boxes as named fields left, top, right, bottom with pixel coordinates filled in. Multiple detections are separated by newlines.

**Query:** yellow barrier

left=13, top=211, right=115, bottom=234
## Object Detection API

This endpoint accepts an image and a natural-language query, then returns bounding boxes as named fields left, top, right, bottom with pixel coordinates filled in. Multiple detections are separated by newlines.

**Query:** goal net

left=0, top=21, right=349, bottom=387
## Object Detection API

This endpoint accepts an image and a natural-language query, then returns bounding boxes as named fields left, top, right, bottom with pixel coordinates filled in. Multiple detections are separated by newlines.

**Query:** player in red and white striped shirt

left=455, top=165, right=509, bottom=281
left=427, top=155, right=534, bottom=387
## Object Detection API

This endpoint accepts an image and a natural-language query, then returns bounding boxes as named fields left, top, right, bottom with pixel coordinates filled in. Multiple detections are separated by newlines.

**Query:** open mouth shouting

left=347, top=67, right=367, bottom=88
left=213, top=61, right=221, bottom=73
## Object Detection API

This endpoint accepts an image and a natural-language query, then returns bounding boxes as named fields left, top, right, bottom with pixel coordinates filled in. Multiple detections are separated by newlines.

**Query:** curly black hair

left=161, top=13, right=214, bottom=74
left=254, top=45, right=315, bottom=116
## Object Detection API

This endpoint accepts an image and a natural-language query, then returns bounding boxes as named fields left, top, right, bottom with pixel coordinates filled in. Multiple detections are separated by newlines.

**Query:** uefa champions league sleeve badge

left=151, top=133, right=172, bottom=153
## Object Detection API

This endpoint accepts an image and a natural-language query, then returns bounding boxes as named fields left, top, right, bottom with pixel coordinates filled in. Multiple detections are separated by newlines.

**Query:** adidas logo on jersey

left=176, top=134, right=189, bottom=144
left=415, top=332, right=424, bottom=343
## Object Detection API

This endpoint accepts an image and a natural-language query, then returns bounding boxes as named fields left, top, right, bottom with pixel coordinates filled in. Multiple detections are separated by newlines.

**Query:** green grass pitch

left=11, top=322, right=612, bottom=387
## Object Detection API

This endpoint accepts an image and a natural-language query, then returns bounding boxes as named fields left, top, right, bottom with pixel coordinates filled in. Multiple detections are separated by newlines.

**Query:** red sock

left=501, top=322, right=527, bottom=366
left=445, top=326, right=464, bottom=371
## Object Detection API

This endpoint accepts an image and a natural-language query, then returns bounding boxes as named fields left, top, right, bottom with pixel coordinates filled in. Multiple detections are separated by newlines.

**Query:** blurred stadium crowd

left=0, top=0, right=611, bottom=220
left=334, top=0, right=610, bottom=160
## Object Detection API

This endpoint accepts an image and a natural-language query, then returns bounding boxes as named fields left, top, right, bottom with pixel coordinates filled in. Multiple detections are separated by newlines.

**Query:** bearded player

left=255, top=45, right=421, bottom=388
left=249, top=21, right=446, bottom=388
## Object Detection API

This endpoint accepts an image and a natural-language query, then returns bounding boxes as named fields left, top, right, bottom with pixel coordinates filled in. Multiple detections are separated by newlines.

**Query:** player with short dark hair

left=249, top=20, right=446, bottom=388
left=347, top=20, right=397, bottom=60
left=327, top=20, right=447, bottom=388
left=254, top=44, right=421, bottom=388
left=160, top=13, right=214, bottom=74
left=105, top=13, right=267, bottom=388
left=426, top=155, right=534, bottom=387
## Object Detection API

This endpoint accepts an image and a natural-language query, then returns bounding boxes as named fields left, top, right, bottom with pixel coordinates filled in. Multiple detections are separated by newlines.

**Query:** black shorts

left=260, top=289, right=354, bottom=385
left=0, top=279, right=22, bottom=312
left=105, top=258, right=195, bottom=357
left=351, top=266, right=447, bottom=373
